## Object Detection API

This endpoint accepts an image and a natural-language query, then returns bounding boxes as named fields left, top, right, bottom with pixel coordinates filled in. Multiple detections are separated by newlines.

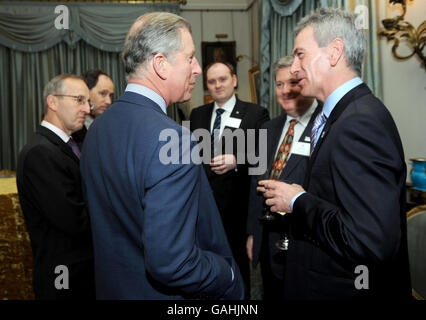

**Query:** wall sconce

left=379, top=0, right=426, bottom=69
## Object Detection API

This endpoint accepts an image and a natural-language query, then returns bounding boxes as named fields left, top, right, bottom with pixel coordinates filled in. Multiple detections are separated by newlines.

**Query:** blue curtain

left=259, top=0, right=382, bottom=117
left=0, top=2, right=181, bottom=170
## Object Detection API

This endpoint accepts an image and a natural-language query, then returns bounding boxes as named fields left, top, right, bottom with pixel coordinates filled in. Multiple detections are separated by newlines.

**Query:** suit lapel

left=225, top=99, right=247, bottom=131
left=37, top=125, right=79, bottom=163
left=305, top=83, right=371, bottom=187
left=205, top=103, right=214, bottom=131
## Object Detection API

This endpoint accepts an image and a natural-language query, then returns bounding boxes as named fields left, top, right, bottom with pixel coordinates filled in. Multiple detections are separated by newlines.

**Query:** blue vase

left=411, top=158, right=426, bottom=191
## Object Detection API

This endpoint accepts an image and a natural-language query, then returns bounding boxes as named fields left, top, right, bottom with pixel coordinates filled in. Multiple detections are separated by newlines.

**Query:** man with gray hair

left=258, top=8, right=411, bottom=299
left=17, top=74, right=95, bottom=299
left=246, top=55, right=319, bottom=300
left=80, top=12, right=244, bottom=299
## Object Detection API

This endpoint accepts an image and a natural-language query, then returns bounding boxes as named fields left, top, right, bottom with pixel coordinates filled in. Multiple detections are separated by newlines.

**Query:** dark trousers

left=259, top=232, right=285, bottom=300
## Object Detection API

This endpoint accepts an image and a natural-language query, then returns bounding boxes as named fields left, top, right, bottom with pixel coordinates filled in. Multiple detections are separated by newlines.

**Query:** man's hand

left=257, top=180, right=304, bottom=213
left=246, top=235, right=253, bottom=261
left=210, top=154, right=236, bottom=175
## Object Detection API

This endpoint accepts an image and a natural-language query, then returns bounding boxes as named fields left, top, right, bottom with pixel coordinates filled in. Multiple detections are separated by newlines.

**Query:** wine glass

left=257, top=169, right=276, bottom=222
left=275, top=232, right=289, bottom=251
left=274, top=179, right=293, bottom=251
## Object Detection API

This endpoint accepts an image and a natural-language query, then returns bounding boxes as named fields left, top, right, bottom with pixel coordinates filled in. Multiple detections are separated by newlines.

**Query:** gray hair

left=42, top=74, right=82, bottom=117
left=122, top=12, right=191, bottom=78
left=272, top=55, right=294, bottom=77
left=295, top=7, right=365, bottom=76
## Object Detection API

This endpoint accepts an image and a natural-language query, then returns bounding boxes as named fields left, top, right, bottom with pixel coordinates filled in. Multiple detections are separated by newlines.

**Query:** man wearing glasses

left=17, top=74, right=95, bottom=299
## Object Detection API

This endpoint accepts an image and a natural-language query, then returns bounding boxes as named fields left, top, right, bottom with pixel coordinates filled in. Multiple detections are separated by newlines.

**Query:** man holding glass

left=246, top=56, right=318, bottom=300
left=258, top=8, right=411, bottom=300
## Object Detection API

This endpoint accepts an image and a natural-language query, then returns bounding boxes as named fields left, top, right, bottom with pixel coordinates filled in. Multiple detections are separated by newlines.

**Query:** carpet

left=0, top=177, right=34, bottom=300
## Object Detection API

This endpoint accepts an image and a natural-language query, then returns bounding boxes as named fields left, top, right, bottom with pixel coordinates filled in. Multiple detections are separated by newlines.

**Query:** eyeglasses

left=53, top=94, right=92, bottom=107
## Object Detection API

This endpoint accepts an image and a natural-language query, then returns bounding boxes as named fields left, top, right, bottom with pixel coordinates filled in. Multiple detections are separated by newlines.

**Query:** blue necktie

left=310, top=112, right=327, bottom=155
left=211, top=108, right=225, bottom=156
left=67, top=138, right=81, bottom=159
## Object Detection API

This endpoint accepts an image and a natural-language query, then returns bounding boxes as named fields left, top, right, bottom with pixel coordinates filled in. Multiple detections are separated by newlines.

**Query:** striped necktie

left=310, top=112, right=327, bottom=155
left=211, top=108, right=225, bottom=155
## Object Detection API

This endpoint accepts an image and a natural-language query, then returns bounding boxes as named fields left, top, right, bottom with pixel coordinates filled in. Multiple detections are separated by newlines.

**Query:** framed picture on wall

left=204, top=94, right=214, bottom=104
left=201, top=41, right=237, bottom=90
left=249, top=65, right=260, bottom=104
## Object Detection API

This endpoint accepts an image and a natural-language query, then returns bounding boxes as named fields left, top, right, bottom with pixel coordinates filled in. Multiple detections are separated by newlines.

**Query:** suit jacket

left=246, top=104, right=320, bottom=279
left=16, top=125, right=94, bottom=299
left=287, top=83, right=412, bottom=300
left=189, top=99, right=270, bottom=244
left=80, top=91, right=245, bottom=300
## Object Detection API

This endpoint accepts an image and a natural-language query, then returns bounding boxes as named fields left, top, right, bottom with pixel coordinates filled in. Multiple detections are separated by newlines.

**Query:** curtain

left=0, top=2, right=180, bottom=52
left=0, top=2, right=181, bottom=170
left=259, top=0, right=382, bottom=118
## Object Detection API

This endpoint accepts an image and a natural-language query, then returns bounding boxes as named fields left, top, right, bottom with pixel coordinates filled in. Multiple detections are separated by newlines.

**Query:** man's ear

left=328, top=37, right=344, bottom=67
left=152, top=53, right=169, bottom=80
left=232, top=74, right=238, bottom=88
left=46, top=95, right=58, bottom=112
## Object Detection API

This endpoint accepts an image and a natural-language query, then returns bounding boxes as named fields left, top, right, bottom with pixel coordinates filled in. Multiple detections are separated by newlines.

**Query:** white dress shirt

left=84, top=116, right=94, bottom=129
left=41, top=120, right=71, bottom=143
left=210, top=94, right=237, bottom=137
left=273, top=100, right=318, bottom=161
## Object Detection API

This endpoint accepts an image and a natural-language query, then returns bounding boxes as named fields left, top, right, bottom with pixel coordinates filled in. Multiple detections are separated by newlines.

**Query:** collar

left=41, top=120, right=70, bottom=143
left=125, top=83, right=167, bottom=114
left=213, top=94, right=236, bottom=114
left=287, top=99, right=318, bottom=128
left=85, top=116, right=94, bottom=128
left=323, top=77, right=363, bottom=118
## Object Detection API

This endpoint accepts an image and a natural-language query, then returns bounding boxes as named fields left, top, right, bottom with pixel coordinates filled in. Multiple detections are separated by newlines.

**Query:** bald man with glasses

left=17, top=74, right=95, bottom=299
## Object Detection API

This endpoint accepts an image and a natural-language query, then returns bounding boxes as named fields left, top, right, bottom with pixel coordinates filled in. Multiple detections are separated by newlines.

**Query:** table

left=0, top=176, right=34, bottom=299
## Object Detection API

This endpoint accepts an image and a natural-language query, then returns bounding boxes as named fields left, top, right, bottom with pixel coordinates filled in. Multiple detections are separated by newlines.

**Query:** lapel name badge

left=292, top=142, right=310, bottom=157
left=226, top=117, right=242, bottom=128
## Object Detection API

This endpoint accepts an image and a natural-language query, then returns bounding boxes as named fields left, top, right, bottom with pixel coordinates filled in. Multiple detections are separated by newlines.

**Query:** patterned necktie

left=211, top=108, right=225, bottom=155
left=270, top=119, right=297, bottom=180
left=67, top=138, right=81, bottom=159
left=310, top=112, right=327, bottom=155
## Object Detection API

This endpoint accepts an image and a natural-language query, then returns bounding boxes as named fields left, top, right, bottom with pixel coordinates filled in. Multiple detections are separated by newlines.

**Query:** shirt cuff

left=290, top=191, right=306, bottom=212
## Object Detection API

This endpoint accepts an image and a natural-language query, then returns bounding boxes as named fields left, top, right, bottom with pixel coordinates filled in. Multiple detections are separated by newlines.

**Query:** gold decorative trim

left=248, top=65, right=260, bottom=104
left=407, top=204, right=426, bottom=219
left=412, top=289, right=423, bottom=300
left=0, top=170, right=16, bottom=176
left=379, top=0, right=426, bottom=69
left=407, top=204, right=426, bottom=300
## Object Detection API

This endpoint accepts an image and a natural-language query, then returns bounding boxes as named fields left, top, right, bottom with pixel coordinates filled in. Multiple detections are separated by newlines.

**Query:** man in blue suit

left=80, top=12, right=245, bottom=300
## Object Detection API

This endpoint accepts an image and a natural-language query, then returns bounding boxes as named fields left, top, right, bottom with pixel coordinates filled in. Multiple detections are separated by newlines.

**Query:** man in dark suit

left=258, top=8, right=411, bottom=300
left=71, top=69, right=114, bottom=148
left=17, top=74, right=95, bottom=299
left=246, top=55, right=319, bottom=300
left=190, top=62, right=269, bottom=296
left=80, top=12, right=244, bottom=299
